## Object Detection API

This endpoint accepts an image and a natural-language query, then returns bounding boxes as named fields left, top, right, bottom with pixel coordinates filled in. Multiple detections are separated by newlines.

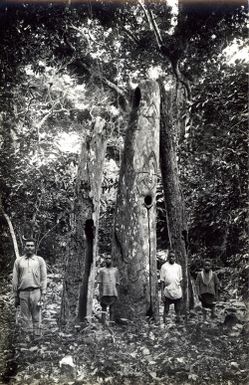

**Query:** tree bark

left=0, top=196, right=20, bottom=259
left=60, top=117, right=108, bottom=323
left=159, top=80, right=191, bottom=310
left=112, top=80, right=160, bottom=321
left=3, top=213, right=20, bottom=259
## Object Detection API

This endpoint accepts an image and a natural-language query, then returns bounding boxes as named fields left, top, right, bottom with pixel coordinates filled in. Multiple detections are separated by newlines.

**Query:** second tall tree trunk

left=60, top=117, right=107, bottom=323
left=159, top=81, right=191, bottom=310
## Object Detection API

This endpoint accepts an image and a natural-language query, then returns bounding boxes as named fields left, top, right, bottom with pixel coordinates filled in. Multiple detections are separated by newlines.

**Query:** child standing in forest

left=97, top=256, right=120, bottom=324
left=196, top=259, right=219, bottom=321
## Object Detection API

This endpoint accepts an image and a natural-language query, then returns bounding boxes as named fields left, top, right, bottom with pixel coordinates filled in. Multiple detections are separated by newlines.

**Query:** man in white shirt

left=160, top=249, right=183, bottom=323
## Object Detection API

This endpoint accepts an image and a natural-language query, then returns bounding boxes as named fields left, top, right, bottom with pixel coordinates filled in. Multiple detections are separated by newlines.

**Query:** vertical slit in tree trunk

left=133, top=87, right=141, bottom=108
left=146, top=207, right=154, bottom=319
left=78, top=219, right=95, bottom=320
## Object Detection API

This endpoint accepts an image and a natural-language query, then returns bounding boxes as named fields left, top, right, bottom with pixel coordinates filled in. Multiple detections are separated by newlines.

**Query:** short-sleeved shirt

left=160, top=262, right=183, bottom=300
left=97, top=267, right=119, bottom=298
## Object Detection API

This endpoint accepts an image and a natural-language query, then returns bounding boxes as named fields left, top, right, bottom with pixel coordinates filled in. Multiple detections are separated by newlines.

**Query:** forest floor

left=0, top=268, right=248, bottom=385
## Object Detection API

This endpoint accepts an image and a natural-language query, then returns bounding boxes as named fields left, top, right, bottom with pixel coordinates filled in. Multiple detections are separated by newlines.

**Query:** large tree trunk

left=112, top=80, right=160, bottom=321
left=159, top=81, right=191, bottom=310
left=60, top=117, right=107, bottom=323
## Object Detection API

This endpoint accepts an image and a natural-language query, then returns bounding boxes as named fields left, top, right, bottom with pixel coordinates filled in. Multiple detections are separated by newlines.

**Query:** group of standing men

left=12, top=240, right=219, bottom=338
left=160, top=250, right=220, bottom=322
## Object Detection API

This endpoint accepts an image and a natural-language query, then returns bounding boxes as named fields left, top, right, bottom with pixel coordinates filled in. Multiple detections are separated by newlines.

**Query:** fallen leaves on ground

left=0, top=270, right=248, bottom=385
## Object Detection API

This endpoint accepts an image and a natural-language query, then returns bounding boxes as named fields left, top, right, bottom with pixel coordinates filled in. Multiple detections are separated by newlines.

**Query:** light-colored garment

left=12, top=255, right=47, bottom=295
left=196, top=270, right=219, bottom=296
left=98, top=267, right=120, bottom=298
left=12, top=254, right=47, bottom=336
left=160, top=262, right=183, bottom=300
left=19, top=288, right=42, bottom=336
left=201, top=270, right=213, bottom=285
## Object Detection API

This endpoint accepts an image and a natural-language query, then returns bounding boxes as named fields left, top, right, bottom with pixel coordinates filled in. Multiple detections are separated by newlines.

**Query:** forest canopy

left=0, top=1, right=248, bottom=384
left=0, top=0, right=247, bottom=270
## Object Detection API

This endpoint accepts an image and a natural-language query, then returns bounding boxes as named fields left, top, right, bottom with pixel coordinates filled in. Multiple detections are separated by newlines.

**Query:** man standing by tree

left=12, top=238, right=47, bottom=340
left=196, top=259, right=219, bottom=321
left=160, top=250, right=183, bottom=323
left=97, top=255, right=119, bottom=324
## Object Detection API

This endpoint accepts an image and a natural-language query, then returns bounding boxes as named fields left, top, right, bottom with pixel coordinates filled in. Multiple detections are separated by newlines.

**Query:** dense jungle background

left=0, top=1, right=248, bottom=384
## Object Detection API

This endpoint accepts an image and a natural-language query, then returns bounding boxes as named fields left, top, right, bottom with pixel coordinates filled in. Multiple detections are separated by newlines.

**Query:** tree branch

left=147, top=8, right=163, bottom=47
left=77, top=61, right=127, bottom=100
left=138, top=1, right=191, bottom=99
left=36, top=110, right=53, bottom=131
left=3, top=213, right=20, bottom=259
left=138, top=0, right=162, bottom=50
left=36, top=221, right=60, bottom=251
left=0, top=196, right=20, bottom=258
left=121, top=27, right=141, bottom=45
left=102, top=77, right=126, bottom=99
left=35, top=101, right=69, bottom=141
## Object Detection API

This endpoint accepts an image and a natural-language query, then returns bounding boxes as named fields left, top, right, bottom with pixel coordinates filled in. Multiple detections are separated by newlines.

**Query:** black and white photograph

left=0, top=0, right=248, bottom=384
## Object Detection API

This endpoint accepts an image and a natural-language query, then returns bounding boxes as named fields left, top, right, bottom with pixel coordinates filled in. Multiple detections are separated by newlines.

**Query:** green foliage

left=179, top=58, right=248, bottom=266
left=0, top=1, right=247, bottom=276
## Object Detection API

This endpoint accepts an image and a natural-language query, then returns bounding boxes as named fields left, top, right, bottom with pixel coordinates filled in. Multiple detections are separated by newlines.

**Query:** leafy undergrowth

left=0, top=271, right=248, bottom=385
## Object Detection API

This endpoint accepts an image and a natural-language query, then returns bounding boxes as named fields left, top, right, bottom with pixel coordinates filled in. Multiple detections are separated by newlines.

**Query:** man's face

left=105, top=257, right=112, bottom=267
left=168, top=253, right=175, bottom=264
left=25, top=242, right=35, bottom=256
left=204, top=261, right=211, bottom=272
